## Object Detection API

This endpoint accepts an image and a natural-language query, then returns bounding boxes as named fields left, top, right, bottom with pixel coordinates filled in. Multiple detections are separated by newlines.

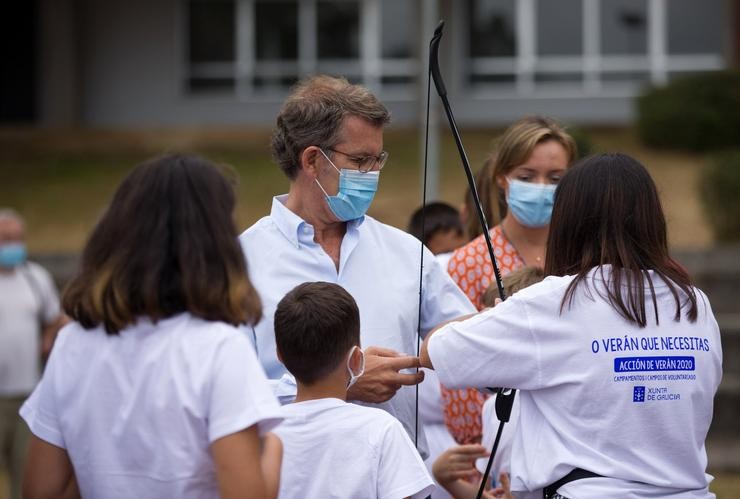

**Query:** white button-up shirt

left=240, top=195, right=475, bottom=457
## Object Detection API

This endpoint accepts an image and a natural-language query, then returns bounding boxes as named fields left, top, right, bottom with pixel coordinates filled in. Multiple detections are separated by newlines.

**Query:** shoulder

left=342, top=402, right=399, bottom=428
left=46, top=320, right=102, bottom=358
left=179, top=315, right=250, bottom=347
left=23, top=261, right=56, bottom=287
left=351, top=404, right=410, bottom=443
left=239, top=215, right=276, bottom=243
left=517, top=274, right=574, bottom=298
left=360, top=217, right=419, bottom=247
left=450, top=233, right=490, bottom=264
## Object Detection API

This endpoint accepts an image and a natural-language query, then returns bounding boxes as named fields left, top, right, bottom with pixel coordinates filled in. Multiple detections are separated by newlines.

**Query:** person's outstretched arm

left=212, top=426, right=282, bottom=499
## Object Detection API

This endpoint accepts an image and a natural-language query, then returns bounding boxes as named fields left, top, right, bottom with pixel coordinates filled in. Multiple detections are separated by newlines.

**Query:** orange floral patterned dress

left=443, top=225, right=524, bottom=444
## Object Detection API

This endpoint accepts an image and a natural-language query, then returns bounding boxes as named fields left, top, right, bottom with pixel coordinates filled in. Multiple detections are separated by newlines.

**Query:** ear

left=299, top=146, right=323, bottom=179
left=458, top=203, right=468, bottom=224
left=348, top=345, right=363, bottom=372
left=495, top=174, right=508, bottom=190
left=276, top=347, right=284, bottom=364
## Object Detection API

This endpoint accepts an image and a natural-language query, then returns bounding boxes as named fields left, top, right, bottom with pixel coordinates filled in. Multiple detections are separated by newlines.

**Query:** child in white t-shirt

left=272, top=281, right=435, bottom=499
left=20, top=154, right=284, bottom=499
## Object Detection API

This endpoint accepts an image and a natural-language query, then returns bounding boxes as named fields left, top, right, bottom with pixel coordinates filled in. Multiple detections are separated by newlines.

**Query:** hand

left=490, top=472, right=513, bottom=499
left=432, top=444, right=489, bottom=485
left=346, top=346, right=424, bottom=404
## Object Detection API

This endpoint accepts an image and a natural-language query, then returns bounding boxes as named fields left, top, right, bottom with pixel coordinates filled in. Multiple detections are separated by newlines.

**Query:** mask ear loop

left=318, top=149, right=342, bottom=175
left=346, top=346, right=365, bottom=389
left=346, top=346, right=364, bottom=377
left=315, top=149, right=343, bottom=197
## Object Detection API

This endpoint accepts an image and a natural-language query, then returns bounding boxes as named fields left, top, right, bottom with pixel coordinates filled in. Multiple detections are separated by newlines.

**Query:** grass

left=1, top=126, right=712, bottom=253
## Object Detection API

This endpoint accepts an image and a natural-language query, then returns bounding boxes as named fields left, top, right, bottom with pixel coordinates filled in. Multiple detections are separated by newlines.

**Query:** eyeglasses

left=324, top=147, right=389, bottom=173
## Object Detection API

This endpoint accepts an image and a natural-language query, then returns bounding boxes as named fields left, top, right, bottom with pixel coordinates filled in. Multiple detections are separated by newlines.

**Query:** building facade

left=6, top=0, right=736, bottom=127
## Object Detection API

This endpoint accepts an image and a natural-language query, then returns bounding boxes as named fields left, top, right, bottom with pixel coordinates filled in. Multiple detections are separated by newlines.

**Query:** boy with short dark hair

left=273, top=281, right=435, bottom=499
left=407, top=202, right=466, bottom=256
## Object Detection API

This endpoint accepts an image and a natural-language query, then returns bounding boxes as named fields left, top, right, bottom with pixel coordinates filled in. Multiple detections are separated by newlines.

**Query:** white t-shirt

left=0, top=262, right=60, bottom=395
left=273, top=398, right=435, bottom=499
left=21, top=313, right=283, bottom=499
left=429, top=267, right=722, bottom=498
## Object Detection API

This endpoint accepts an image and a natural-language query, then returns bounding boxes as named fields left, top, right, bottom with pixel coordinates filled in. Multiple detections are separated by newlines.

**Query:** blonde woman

left=443, top=116, right=577, bottom=446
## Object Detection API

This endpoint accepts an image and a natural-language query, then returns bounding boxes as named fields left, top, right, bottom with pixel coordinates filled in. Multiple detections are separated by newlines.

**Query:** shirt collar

left=269, top=194, right=367, bottom=247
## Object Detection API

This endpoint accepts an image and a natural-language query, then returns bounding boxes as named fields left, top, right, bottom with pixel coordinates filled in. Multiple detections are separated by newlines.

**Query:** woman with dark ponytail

left=421, top=153, right=721, bottom=498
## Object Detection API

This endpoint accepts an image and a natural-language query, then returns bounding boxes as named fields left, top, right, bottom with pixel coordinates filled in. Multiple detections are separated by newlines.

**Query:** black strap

left=18, top=263, right=47, bottom=329
left=543, top=468, right=602, bottom=498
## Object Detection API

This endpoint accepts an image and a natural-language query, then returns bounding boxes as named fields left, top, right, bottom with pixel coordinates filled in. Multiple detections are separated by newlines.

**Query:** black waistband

left=543, top=468, right=602, bottom=499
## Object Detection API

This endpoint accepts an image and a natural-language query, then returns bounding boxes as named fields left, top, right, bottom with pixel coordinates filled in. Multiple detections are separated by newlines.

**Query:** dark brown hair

left=407, top=202, right=463, bottom=246
left=545, top=153, right=697, bottom=326
left=274, top=281, right=360, bottom=385
left=272, top=75, right=391, bottom=179
left=63, top=154, right=262, bottom=334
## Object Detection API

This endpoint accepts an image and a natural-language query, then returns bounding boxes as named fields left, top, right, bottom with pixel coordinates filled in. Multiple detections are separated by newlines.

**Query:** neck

left=501, top=215, right=549, bottom=247
left=294, top=373, right=348, bottom=403
left=285, top=184, right=346, bottom=240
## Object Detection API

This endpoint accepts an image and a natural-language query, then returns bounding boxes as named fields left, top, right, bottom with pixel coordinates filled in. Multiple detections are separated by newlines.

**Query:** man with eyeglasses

left=239, top=75, right=475, bottom=460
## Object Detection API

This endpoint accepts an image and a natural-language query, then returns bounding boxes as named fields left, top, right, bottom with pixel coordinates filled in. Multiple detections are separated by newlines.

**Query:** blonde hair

left=489, top=116, right=577, bottom=223
left=481, top=266, right=545, bottom=307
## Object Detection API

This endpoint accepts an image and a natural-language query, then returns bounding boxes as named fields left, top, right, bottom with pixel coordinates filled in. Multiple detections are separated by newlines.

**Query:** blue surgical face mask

left=316, top=150, right=379, bottom=221
left=506, top=178, right=557, bottom=228
left=346, top=346, right=365, bottom=390
left=0, top=242, right=27, bottom=268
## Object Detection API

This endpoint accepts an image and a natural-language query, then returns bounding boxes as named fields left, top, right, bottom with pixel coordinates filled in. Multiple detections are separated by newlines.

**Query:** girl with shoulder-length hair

left=422, top=153, right=721, bottom=498
left=21, top=154, right=284, bottom=499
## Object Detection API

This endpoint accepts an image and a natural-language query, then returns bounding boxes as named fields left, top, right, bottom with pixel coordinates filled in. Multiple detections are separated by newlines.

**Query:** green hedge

left=701, top=149, right=740, bottom=242
left=637, top=71, right=740, bottom=152
left=567, top=127, right=595, bottom=159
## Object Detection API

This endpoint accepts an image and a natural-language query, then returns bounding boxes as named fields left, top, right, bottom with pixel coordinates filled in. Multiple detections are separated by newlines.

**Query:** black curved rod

left=429, top=21, right=505, bottom=301
left=428, top=20, right=516, bottom=499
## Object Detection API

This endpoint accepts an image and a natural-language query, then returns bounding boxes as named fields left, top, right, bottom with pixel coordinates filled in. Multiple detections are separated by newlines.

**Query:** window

left=537, top=0, right=582, bottom=56
left=184, top=0, right=417, bottom=98
left=187, top=0, right=236, bottom=92
left=469, top=0, right=516, bottom=57
left=667, top=0, right=723, bottom=55
left=380, top=0, right=416, bottom=87
left=254, top=1, right=299, bottom=90
left=465, top=0, right=726, bottom=96
left=600, top=0, right=647, bottom=55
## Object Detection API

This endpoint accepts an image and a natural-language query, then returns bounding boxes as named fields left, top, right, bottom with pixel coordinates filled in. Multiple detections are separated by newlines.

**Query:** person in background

left=407, top=202, right=466, bottom=268
left=20, top=155, right=283, bottom=499
left=424, top=153, right=721, bottom=498
left=443, top=116, right=577, bottom=447
left=240, top=75, right=476, bottom=459
left=0, top=209, right=65, bottom=499
left=273, top=281, right=435, bottom=499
